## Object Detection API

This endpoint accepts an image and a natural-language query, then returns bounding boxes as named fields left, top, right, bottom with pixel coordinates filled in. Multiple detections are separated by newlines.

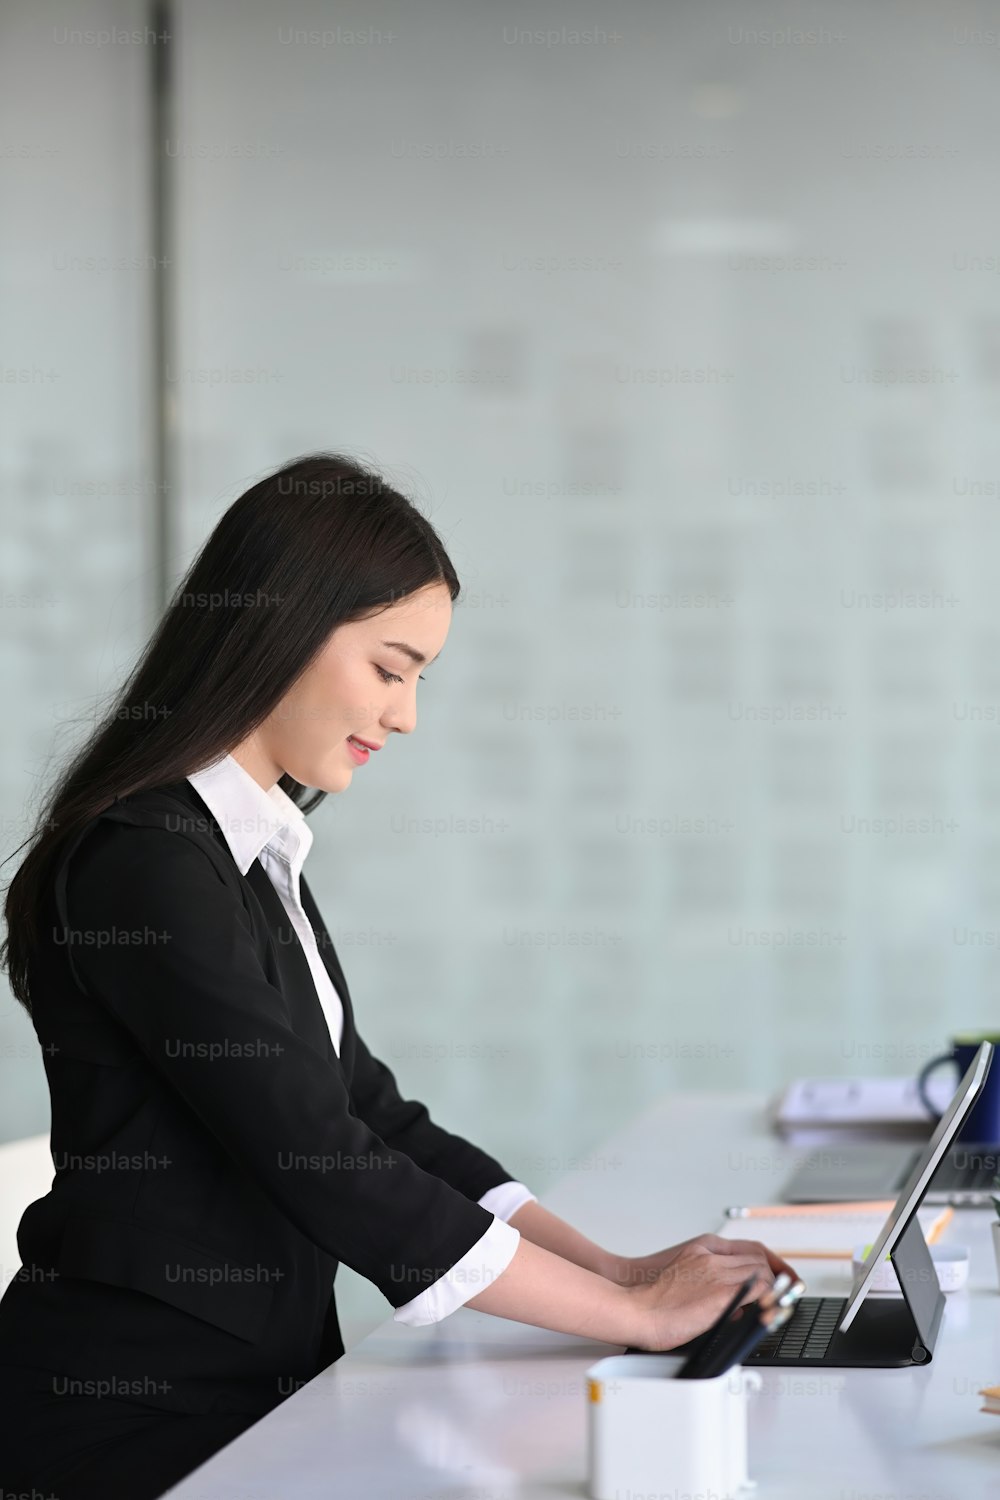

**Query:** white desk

left=164, top=1092, right=1000, bottom=1499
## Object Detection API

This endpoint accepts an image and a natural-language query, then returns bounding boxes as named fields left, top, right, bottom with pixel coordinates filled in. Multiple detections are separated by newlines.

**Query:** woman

left=0, top=453, right=785, bottom=1498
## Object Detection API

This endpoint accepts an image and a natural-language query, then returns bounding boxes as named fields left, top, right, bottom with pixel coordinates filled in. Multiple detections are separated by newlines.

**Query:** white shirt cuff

left=477, top=1180, right=537, bottom=1221
left=392, top=1215, right=521, bottom=1327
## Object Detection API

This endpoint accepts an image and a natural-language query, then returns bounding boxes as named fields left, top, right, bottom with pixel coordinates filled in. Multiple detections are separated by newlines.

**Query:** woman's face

left=235, top=581, right=452, bottom=792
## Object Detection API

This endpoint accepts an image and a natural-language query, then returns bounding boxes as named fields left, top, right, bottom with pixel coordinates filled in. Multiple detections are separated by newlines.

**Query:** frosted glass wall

left=0, top=0, right=154, bottom=1138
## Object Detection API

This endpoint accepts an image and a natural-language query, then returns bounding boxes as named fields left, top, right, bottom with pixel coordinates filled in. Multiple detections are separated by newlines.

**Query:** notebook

left=717, top=1203, right=952, bottom=1260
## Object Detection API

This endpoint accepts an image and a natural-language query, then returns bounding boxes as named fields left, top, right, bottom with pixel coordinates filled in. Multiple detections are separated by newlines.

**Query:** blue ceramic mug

left=918, top=1034, right=1000, bottom=1142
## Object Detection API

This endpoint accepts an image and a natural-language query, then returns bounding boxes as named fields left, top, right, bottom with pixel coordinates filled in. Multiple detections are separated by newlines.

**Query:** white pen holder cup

left=586, top=1353, right=761, bottom=1500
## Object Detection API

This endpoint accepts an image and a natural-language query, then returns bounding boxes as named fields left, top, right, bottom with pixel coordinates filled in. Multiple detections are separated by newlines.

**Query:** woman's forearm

left=464, top=1233, right=641, bottom=1345
left=507, top=1199, right=629, bottom=1284
left=465, top=1214, right=787, bottom=1353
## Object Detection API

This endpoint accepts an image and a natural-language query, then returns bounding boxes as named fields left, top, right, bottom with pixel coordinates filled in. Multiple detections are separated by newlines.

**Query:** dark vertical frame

left=149, top=0, right=174, bottom=611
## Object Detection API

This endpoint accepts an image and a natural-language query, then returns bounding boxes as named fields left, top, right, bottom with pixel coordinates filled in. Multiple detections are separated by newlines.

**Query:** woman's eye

left=374, top=665, right=426, bottom=684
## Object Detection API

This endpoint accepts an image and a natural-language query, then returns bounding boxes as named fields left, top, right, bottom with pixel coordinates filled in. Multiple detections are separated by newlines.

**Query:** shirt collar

left=186, top=752, right=313, bottom=876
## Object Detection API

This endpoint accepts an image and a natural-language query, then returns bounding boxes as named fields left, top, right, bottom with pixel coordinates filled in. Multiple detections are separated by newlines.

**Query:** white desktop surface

left=163, top=1092, right=1000, bottom=1499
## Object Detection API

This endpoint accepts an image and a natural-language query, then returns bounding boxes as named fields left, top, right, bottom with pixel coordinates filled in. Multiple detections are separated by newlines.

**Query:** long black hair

left=1, top=452, right=461, bottom=1013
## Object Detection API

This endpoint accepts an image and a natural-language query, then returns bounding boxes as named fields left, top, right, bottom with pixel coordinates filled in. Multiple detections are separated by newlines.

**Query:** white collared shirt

left=186, top=753, right=536, bottom=1327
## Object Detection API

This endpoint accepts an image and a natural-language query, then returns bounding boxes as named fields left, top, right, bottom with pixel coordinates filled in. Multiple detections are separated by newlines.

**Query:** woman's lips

left=347, top=734, right=380, bottom=763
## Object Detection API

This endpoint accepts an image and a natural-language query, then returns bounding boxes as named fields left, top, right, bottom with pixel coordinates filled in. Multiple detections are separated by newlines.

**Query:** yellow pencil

left=927, top=1206, right=954, bottom=1242
left=773, top=1248, right=855, bottom=1260
left=726, top=1201, right=896, bottom=1217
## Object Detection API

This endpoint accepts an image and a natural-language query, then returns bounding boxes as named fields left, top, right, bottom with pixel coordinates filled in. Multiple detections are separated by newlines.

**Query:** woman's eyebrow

left=380, top=639, right=440, bottom=667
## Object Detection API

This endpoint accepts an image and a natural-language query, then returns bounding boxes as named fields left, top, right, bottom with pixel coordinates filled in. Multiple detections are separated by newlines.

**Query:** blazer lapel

left=239, top=861, right=336, bottom=1062
left=299, top=873, right=357, bottom=1082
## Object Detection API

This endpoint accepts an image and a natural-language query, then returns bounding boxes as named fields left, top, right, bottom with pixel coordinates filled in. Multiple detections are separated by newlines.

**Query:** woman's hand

left=498, top=1200, right=800, bottom=1352
left=621, top=1234, right=800, bottom=1352
left=613, top=1234, right=798, bottom=1292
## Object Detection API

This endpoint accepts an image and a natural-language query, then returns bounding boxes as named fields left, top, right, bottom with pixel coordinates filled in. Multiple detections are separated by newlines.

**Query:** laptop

left=782, top=1136, right=1000, bottom=1206
left=626, top=1041, right=993, bottom=1368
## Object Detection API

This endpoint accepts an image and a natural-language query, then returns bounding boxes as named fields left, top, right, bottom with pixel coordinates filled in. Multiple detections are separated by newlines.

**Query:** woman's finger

left=707, top=1235, right=773, bottom=1260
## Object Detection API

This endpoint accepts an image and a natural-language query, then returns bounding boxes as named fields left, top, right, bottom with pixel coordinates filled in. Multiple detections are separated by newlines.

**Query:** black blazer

left=2, top=779, right=515, bottom=1415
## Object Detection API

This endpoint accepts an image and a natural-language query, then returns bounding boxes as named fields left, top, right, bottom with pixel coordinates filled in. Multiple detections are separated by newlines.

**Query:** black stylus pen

left=694, top=1303, right=765, bottom=1380
left=710, top=1302, right=794, bottom=1376
left=675, top=1274, right=797, bottom=1380
left=672, top=1275, right=757, bottom=1380
left=696, top=1278, right=804, bottom=1379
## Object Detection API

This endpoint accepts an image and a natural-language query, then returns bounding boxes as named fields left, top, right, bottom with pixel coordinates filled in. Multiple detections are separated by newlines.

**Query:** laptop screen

left=838, top=1040, right=993, bottom=1332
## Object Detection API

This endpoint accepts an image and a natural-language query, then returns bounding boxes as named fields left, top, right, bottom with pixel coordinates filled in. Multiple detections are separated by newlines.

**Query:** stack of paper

left=772, top=1076, right=953, bottom=1144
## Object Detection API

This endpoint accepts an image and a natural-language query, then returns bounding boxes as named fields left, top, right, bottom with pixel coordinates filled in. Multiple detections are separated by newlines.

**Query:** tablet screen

left=838, top=1040, right=992, bottom=1332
